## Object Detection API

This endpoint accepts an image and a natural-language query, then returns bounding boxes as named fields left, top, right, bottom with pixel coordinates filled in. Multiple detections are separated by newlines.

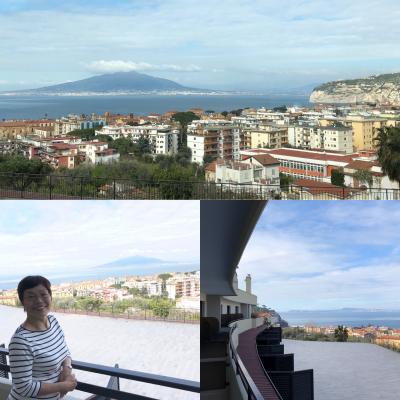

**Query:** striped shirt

left=7, top=315, right=71, bottom=400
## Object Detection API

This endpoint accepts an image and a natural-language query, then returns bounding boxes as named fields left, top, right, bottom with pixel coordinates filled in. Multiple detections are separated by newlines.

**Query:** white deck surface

left=1, top=305, right=199, bottom=400
left=283, top=339, right=400, bottom=400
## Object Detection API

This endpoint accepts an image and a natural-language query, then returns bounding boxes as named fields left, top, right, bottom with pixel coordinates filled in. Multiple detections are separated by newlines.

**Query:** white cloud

left=238, top=202, right=400, bottom=310
left=0, top=201, right=200, bottom=282
left=85, top=60, right=202, bottom=74
left=1, top=0, right=400, bottom=89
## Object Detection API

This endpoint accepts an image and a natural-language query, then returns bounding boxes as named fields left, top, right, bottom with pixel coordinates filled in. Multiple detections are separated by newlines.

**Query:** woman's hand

left=59, top=366, right=72, bottom=383
left=59, top=373, right=77, bottom=397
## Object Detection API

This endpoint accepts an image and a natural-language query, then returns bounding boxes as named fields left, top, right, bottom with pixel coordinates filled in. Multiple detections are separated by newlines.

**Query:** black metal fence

left=0, top=346, right=199, bottom=400
left=0, top=172, right=399, bottom=200
left=51, top=305, right=200, bottom=324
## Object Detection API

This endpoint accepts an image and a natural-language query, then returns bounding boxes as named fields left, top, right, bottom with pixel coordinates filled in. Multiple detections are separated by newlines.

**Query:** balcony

left=0, top=346, right=200, bottom=400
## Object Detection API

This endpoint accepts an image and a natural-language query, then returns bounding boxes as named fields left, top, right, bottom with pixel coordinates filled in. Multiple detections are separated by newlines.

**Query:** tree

left=334, top=325, right=349, bottom=342
left=175, top=147, right=192, bottom=167
left=273, top=105, right=287, bottom=113
left=331, top=169, right=345, bottom=187
left=0, top=157, right=52, bottom=191
left=353, top=168, right=373, bottom=188
left=109, top=137, right=136, bottom=156
left=67, top=128, right=98, bottom=141
left=374, top=126, right=400, bottom=184
left=171, top=112, right=200, bottom=148
left=158, top=273, right=173, bottom=296
left=279, top=173, right=294, bottom=190
left=136, top=136, right=151, bottom=154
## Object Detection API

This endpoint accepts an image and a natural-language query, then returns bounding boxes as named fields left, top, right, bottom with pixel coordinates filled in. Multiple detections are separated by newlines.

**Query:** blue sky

left=239, top=202, right=400, bottom=311
left=0, top=201, right=199, bottom=289
left=1, top=0, right=400, bottom=91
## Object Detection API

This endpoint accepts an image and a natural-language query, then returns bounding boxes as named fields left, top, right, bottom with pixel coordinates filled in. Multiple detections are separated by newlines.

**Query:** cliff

left=310, top=73, right=400, bottom=105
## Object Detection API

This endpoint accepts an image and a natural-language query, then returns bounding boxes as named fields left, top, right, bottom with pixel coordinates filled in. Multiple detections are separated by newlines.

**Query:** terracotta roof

left=293, top=179, right=359, bottom=198
left=247, top=148, right=358, bottom=163
left=50, top=143, right=77, bottom=150
left=204, top=159, right=224, bottom=172
left=344, top=160, right=376, bottom=170
left=244, top=154, right=280, bottom=166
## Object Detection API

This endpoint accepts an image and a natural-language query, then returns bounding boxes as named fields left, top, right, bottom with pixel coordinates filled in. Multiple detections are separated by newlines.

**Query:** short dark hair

left=17, top=276, right=52, bottom=303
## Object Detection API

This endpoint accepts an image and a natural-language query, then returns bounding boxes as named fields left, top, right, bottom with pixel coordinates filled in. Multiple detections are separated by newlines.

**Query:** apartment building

left=0, top=119, right=55, bottom=139
left=221, top=273, right=257, bottom=318
left=187, top=120, right=243, bottom=164
left=312, top=126, right=353, bottom=154
left=98, top=124, right=179, bottom=155
left=246, top=125, right=288, bottom=149
left=172, top=272, right=200, bottom=298
left=289, top=123, right=353, bottom=153
left=54, top=115, right=106, bottom=135
left=343, top=116, right=386, bottom=151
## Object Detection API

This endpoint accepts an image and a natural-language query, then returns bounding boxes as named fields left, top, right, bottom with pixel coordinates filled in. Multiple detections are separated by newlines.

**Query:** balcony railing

left=0, top=172, right=399, bottom=200
left=229, top=324, right=266, bottom=400
left=0, top=346, right=200, bottom=400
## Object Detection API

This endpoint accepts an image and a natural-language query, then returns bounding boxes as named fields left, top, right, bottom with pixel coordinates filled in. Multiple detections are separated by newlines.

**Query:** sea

left=280, top=309, right=400, bottom=328
left=0, top=94, right=311, bottom=120
left=284, top=339, right=400, bottom=400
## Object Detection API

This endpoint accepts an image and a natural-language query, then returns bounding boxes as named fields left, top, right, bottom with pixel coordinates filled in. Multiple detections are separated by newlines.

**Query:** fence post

left=113, top=179, right=116, bottom=200
left=342, top=187, right=345, bottom=200
left=80, top=177, right=83, bottom=200
left=386, top=189, right=389, bottom=200
left=20, top=174, right=25, bottom=199
left=49, top=175, right=52, bottom=200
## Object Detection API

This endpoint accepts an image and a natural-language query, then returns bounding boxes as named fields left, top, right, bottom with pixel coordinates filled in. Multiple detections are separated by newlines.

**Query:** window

left=227, top=305, right=231, bottom=314
left=235, top=306, right=239, bottom=314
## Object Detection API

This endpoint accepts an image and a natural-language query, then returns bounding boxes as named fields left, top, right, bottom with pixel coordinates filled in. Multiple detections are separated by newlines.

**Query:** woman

left=8, top=276, right=77, bottom=400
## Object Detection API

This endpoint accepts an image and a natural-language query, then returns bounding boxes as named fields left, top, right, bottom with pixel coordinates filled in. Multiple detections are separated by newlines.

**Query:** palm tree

left=353, top=168, right=373, bottom=188
left=374, top=126, right=400, bottom=185
left=334, top=325, right=349, bottom=342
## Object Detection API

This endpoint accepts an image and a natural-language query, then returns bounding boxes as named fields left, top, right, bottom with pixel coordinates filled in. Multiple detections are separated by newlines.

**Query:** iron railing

left=0, top=303, right=199, bottom=324
left=0, top=172, right=399, bottom=200
left=0, top=346, right=199, bottom=400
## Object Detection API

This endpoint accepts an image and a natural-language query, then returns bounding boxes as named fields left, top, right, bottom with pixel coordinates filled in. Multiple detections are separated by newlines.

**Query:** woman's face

left=22, top=284, right=51, bottom=318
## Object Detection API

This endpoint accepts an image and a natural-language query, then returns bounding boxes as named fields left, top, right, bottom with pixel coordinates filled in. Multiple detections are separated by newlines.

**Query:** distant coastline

left=280, top=309, right=400, bottom=329
left=0, top=93, right=311, bottom=120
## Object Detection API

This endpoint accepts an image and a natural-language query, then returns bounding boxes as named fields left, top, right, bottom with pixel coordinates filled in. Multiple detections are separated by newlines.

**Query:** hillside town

left=288, top=324, right=400, bottom=351
left=0, top=270, right=200, bottom=310
left=1, top=103, right=400, bottom=199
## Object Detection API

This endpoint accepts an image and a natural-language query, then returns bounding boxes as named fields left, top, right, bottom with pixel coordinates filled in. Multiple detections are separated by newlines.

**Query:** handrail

left=228, top=323, right=265, bottom=400
left=0, top=347, right=200, bottom=400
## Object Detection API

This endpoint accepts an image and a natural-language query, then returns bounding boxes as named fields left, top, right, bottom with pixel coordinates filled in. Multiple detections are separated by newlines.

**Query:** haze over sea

left=0, top=94, right=311, bottom=120
left=280, top=310, right=400, bottom=328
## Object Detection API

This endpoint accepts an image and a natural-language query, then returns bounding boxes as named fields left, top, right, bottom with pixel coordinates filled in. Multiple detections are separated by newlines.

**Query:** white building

left=289, top=124, right=353, bottom=153
left=97, top=124, right=179, bottom=155
left=214, top=154, right=280, bottom=186
left=78, top=141, right=120, bottom=164
left=221, top=273, right=257, bottom=318
left=312, top=126, right=353, bottom=154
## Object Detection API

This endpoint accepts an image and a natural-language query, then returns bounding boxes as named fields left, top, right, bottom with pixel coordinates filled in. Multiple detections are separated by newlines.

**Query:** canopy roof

left=201, top=200, right=267, bottom=295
